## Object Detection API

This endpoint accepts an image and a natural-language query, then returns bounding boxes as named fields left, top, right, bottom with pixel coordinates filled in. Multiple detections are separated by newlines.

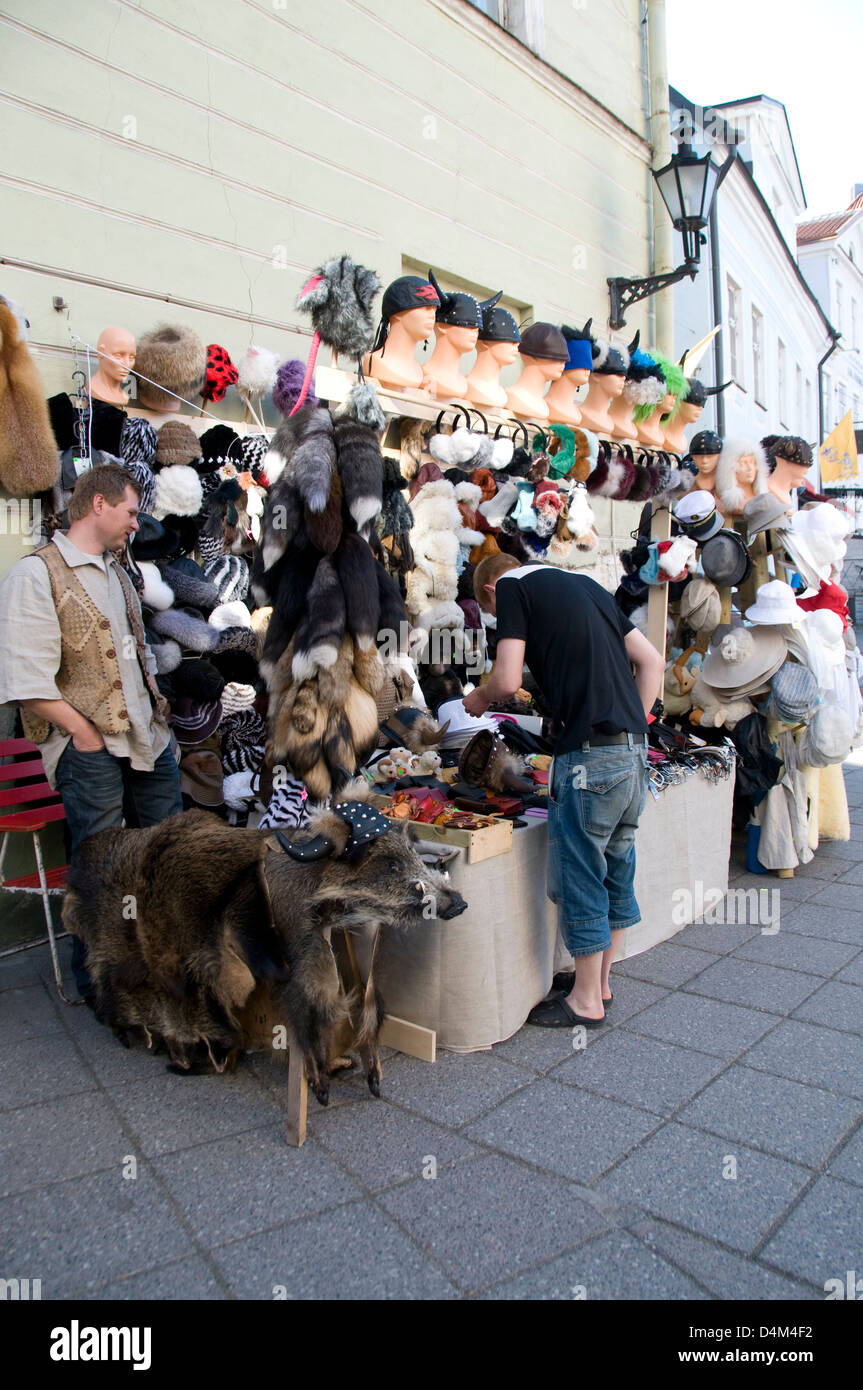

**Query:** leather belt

left=573, top=730, right=645, bottom=749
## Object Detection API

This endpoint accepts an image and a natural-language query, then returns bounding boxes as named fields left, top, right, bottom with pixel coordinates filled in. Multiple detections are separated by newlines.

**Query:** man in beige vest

left=0, top=463, right=181, bottom=1000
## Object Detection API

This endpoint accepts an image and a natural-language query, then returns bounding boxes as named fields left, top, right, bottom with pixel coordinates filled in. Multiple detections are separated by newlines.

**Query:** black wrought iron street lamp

left=608, top=143, right=731, bottom=330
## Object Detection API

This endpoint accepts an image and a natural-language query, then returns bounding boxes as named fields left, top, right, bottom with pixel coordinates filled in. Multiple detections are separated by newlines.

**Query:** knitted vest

left=20, top=542, right=169, bottom=745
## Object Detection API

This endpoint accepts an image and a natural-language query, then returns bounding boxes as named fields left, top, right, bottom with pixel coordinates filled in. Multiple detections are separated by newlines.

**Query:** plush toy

left=689, top=672, right=755, bottom=729
left=662, top=649, right=696, bottom=716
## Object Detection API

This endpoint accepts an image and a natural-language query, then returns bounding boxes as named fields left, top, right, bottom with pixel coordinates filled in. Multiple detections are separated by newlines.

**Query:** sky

left=665, top=0, right=862, bottom=219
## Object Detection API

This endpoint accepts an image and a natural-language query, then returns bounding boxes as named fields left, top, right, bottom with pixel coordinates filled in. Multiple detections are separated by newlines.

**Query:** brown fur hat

left=156, top=419, right=200, bottom=468
left=135, top=323, right=207, bottom=409
left=0, top=300, right=60, bottom=496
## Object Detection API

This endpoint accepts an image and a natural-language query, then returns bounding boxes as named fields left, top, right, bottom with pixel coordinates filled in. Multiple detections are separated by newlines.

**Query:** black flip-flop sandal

left=548, top=971, right=613, bottom=1009
left=526, top=995, right=606, bottom=1028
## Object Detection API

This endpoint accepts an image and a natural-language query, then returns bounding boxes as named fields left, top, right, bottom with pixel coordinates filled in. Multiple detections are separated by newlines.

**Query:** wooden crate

left=379, top=800, right=513, bottom=864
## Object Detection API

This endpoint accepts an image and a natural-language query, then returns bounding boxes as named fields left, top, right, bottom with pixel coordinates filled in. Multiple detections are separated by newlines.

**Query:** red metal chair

left=0, top=738, right=78, bottom=1004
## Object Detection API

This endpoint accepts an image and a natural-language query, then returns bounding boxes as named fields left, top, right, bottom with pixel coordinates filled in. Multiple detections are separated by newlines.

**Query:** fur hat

left=209, top=601, right=252, bottom=631
left=0, top=301, right=59, bottom=496
left=156, top=560, right=219, bottom=611
left=203, top=554, right=250, bottom=603
left=237, top=345, right=280, bottom=395
left=155, top=420, right=200, bottom=469
left=272, top=359, right=319, bottom=416
left=715, top=437, right=769, bottom=514
left=152, top=465, right=203, bottom=520
left=148, top=635, right=182, bottom=674
left=134, top=323, right=206, bottom=409
left=292, top=256, right=382, bottom=416
left=199, top=424, right=243, bottom=471
left=201, top=344, right=238, bottom=403
left=150, top=606, right=219, bottom=652
left=138, top=561, right=175, bottom=611
left=170, top=657, right=226, bottom=703
left=479, top=478, right=518, bottom=528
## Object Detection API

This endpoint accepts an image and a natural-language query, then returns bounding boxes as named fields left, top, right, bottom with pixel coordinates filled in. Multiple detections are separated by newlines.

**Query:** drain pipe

left=708, top=195, right=726, bottom=437
left=817, top=330, right=841, bottom=487
left=645, top=0, right=673, bottom=357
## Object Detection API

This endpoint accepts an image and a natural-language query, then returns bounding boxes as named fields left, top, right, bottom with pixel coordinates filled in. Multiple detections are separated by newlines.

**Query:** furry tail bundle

left=0, top=301, right=60, bottom=496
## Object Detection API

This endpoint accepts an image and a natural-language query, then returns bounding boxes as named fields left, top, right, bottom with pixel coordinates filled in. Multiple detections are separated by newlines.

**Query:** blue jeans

left=55, top=743, right=182, bottom=996
left=547, top=738, right=649, bottom=958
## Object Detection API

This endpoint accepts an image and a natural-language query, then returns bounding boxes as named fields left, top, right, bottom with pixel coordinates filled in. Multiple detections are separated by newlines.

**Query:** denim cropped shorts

left=547, top=737, right=649, bottom=958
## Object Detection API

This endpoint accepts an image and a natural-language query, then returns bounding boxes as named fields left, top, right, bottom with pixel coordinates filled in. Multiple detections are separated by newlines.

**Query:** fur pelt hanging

left=0, top=300, right=60, bottom=496
left=291, top=557, right=346, bottom=681
left=399, top=419, right=426, bottom=481
left=337, top=379, right=386, bottom=432
left=334, top=418, right=383, bottom=537
left=304, top=467, right=344, bottom=555
left=257, top=547, right=320, bottom=678
left=332, top=532, right=381, bottom=651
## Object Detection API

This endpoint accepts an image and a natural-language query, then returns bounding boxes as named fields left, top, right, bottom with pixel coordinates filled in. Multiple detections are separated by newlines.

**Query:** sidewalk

left=2, top=766, right=861, bottom=1301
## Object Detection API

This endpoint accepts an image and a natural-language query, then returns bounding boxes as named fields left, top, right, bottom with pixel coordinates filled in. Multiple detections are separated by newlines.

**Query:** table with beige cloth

left=370, top=769, right=736, bottom=1052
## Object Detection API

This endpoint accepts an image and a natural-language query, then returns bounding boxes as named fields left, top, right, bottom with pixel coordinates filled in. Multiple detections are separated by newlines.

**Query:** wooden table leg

left=286, top=1046, right=307, bottom=1147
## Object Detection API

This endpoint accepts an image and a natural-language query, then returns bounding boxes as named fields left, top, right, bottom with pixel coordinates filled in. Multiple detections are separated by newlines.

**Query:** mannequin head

left=715, top=436, right=768, bottom=513
left=596, top=372, right=626, bottom=399
left=394, top=305, right=437, bottom=343
left=433, top=321, right=478, bottom=355
left=482, top=339, right=520, bottom=368
left=564, top=366, right=590, bottom=388
left=678, top=399, right=703, bottom=425
left=90, top=326, right=136, bottom=404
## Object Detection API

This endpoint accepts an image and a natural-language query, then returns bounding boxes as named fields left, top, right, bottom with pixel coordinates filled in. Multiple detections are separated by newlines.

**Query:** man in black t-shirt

left=464, top=554, right=664, bottom=1027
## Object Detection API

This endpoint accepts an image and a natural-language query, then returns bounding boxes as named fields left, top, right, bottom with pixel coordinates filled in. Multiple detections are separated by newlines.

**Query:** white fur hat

left=138, top=561, right=175, bottom=611
left=152, top=464, right=203, bottom=519
left=715, top=436, right=769, bottom=514
left=209, top=601, right=252, bottom=631
left=237, top=345, right=280, bottom=394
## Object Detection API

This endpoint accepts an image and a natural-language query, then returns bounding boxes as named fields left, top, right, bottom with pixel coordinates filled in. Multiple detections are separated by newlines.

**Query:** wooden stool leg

left=286, top=1046, right=307, bottom=1147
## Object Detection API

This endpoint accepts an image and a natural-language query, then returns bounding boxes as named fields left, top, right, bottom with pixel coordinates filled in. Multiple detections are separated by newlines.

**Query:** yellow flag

left=820, top=411, right=858, bottom=484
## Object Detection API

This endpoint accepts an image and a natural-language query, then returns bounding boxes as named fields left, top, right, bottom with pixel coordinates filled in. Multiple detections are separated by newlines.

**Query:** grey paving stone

left=595, top=976, right=670, bottom=1027
left=624, top=992, right=778, bottom=1058
left=827, top=1125, right=863, bottom=1187
left=370, top=1049, right=532, bottom=1128
left=0, top=1033, right=99, bottom=1110
left=814, top=840, right=863, bottom=862
left=0, top=1091, right=135, bottom=1198
left=0, top=951, right=46, bottom=990
left=683, top=956, right=822, bottom=1014
left=740, top=1018, right=863, bottom=1099
left=493, top=1021, right=589, bottom=1074
left=1, top=1167, right=195, bottom=1296
left=245, top=1048, right=377, bottom=1112
left=760, top=1176, right=863, bottom=1287
left=669, top=920, right=765, bottom=954
left=807, top=879, right=863, bottom=910
left=379, top=1151, right=608, bottom=1290
left=464, top=1077, right=660, bottom=1182
left=70, top=1256, right=226, bottom=1301
left=0, top=984, right=66, bottom=1044
left=211, top=1198, right=457, bottom=1299
left=52, top=998, right=182, bottom=1091
left=676, top=1065, right=861, bottom=1169
left=107, top=1069, right=284, bottom=1158
left=837, top=952, right=863, bottom=986
left=315, top=1098, right=478, bottom=1191
left=792, top=980, right=863, bottom=1036
left=778, top=902, right=863, bottom=946
left=793, top=857, right=855, bottom=882
left=597, top=1122, right=811, bottom=1254
left=482, top=1230, right=708, bottom=1300
left=552, top=1029, right=726, bottom=1115
left=731, top=931, right=861, bottom=978
left=613, top=941, right=720, bottom=988
left=723, top=872, right=819, bottom=903
left=836, top=863, right=863, bottom=887
left=631, top=1219, right=821, bottom=1299
left=153, top=1126, right=361, bottom=1245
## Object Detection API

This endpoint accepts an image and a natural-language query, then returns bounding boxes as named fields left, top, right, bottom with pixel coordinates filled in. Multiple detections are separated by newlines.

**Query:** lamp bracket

left=607, top=262, right=698, bottom=331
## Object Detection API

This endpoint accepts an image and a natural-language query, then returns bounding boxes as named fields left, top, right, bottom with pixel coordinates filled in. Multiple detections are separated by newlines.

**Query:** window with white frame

left=838, top=383, right=848, bottom=422
left=727, top=277, right=743, bottom=383
left=466, top=0, right=500, bottom=18
left=778, top=340, right=787, bottom=424
left=752, top=307, right=764, bottom=406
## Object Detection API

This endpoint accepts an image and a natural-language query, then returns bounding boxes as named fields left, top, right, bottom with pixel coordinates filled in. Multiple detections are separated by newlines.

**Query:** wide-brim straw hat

left=701, top=625, right=787, bottom=690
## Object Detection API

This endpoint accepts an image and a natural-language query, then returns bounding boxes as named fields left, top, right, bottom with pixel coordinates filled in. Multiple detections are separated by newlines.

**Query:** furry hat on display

left=653, top=355, right=688, bottom=419
left=272, top=359, right=319, bottom=416
left=589, top=328, right=630, bottom=376
left=201, top=345, right=238, bottom=404
left=292, top=255, right=381, bottom=414
left=152, top=465, right=203, bottom=520
left=715, top=437, right=769, bottom=513
left=134, top=324, right=207, bottom=410
left=0, top=299, right=60, bottom=496
left=559, top=320, right=595, bottom=372
left=157, top=560, right=220, bottom=612
left=624, top=343, right=667, bottom=415
left=155, top=420, right=201, bottom=469
left=236, top=346, right=280, bottom=397
left=198, top=423, right=243, bottom=474
left=138, top=562, right=175, bottom=611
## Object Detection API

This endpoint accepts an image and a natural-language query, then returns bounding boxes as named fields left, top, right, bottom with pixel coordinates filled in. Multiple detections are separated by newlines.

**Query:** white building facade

left=797, top=194, right=863, bottom=439
left=668, top=90, right=834, bottom=474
